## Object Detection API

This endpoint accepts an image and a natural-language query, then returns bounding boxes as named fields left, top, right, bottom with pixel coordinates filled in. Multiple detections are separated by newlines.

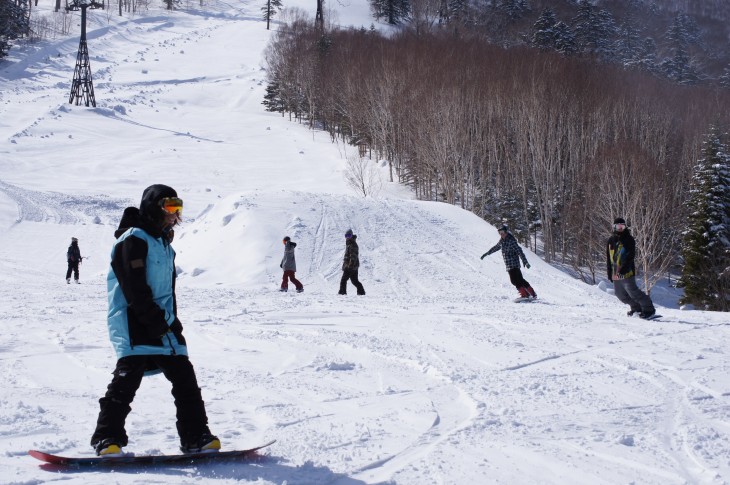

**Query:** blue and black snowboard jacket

left=106, top=187, right=187, bottom=369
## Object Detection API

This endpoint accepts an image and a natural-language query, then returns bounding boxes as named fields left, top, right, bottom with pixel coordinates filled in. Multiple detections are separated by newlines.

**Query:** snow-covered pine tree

left=553, top=21, right=577, bottom=56
left=679, top=127, right=730, bottom=311
left=614, top=5, right=643, bottom=68
left=0, top=0, right=30, bottom=58
left=497, top=0, right=529, bottom=21
left=661, top=12, right=702, bottom=84
left=636, top=37, right=659, bottom=75
left=531, top=7, right=557, bottom=50
left=572, top=0, right=615, bottom=61
left=370, top=0, right=410, bottom=25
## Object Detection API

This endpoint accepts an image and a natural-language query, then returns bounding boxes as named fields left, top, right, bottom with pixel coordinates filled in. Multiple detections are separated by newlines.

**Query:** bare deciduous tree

left=345, top=155, right=382, bottom=198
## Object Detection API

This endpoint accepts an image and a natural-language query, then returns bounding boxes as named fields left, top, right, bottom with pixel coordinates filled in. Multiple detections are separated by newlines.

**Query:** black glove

left=147, top=320, right=170, bottom=339
left=524, top=262, right=530, bottom=269
left=170, top=318, right=183, bottom=334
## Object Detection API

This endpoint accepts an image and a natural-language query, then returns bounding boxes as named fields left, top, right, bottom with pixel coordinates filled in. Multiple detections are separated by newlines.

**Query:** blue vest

left=106, top=228, right=187, bottom=366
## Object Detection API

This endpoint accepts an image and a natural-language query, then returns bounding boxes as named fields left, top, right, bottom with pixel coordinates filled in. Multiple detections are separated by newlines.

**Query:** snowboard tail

left=29, top=440, right=275, bottom=467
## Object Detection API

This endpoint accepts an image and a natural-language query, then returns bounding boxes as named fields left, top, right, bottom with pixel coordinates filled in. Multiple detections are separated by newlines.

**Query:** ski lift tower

left=66, top=0, right=104, bottom=107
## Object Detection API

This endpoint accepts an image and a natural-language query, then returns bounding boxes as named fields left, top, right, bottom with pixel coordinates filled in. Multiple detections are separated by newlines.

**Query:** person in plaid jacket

left=481, top=225, right=537, bottom=299
left=338, top=229, right=365, bottom=295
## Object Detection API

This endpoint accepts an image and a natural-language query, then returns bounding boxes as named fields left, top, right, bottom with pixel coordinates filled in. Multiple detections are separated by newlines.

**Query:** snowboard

left=628, top=313, right=663, bottom=321
left=514, top=297, right=536, bottom=303
left=642, top=314, right=662, bottom=321
left=28, top=439, right=275, bottom=468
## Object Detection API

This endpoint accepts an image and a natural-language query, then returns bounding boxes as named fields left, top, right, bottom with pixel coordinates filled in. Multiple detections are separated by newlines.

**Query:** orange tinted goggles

left=160, top=197, right=183, bottom=215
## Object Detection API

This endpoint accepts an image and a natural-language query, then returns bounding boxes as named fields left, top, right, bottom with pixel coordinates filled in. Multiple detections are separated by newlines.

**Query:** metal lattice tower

left=66, top=0, right=104, bottom=107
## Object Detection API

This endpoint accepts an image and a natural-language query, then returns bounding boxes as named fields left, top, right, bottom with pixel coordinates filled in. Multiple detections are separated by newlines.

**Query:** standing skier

left=606, top=217, right=656, bottom=318
left=90, top=184, right=220, bottom=457
left=280, top=236, right=303, bottom=293
left=338, top=229, right=365, bottom=295
left=66, top=237, right=83, bottom=284
left=481, top=225, right=537, bottom=299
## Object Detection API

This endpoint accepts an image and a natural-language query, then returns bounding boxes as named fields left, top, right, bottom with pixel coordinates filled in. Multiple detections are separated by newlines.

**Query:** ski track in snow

left=0, top=179, right=129, bottom=225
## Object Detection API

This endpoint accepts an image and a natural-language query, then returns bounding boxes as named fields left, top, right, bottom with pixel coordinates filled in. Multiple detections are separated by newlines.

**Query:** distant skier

left=66, top=237, right=83, bottom=284
left=90, top=184, right=220, bottom=457
left=481, top=225, right=537, bottom=299
left=280, top=236, right=303, bottom=293
left=606, top=217, right=655, bottom=319
left=338, top=229, right=365, bottom=295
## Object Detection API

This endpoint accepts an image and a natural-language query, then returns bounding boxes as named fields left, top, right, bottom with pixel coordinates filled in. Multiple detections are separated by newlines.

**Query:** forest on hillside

left=369, top=0, right=730, bottom=85
left=263, top=3, right=730, bottom=302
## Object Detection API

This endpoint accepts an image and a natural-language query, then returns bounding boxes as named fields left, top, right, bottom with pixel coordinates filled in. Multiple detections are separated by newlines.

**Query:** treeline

left=264, top=20, right=730, bottom=288
left=371, top=0, right=730, bottom=87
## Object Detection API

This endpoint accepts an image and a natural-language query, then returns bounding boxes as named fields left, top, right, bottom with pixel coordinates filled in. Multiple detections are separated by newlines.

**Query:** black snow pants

left=339, top=269, right=365, bottom=295
left=66, top=260, right=79, bottom=281
left=90, top=355, right=210, bottom=448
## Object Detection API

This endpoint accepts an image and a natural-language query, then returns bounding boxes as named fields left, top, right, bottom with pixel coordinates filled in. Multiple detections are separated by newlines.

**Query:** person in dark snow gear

left=339, top=229, right=365, bottom=295
left=66, top=237, right=83, bottom=284
left=90, top=184, right=219, bottom=457
left=280, top=236, right=303, bottom=293
left=481, top=225, right=537, bottom=299
left=606, top=217, right=655, bottom=319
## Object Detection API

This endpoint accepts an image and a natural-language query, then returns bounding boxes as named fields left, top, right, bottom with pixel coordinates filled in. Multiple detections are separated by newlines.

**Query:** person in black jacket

left=481, top=225, right=536, bottom=299
left=66, top=237, right=82, bottom=284
left=90, top=184, right=219, bottom=457
left=606, top=217, right=655, bottom=318
left=338, top=229, right=365, bottom=295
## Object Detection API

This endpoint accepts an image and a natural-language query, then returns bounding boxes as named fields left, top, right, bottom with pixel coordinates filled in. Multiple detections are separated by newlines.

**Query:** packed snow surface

left=1, top=1, right=729, bottom=484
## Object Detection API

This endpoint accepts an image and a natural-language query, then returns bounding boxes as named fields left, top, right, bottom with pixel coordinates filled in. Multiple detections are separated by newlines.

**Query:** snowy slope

left=1, top=1, right=729, bottom=484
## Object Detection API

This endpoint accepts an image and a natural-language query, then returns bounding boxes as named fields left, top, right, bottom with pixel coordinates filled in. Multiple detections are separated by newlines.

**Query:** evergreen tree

left=636, top=37, right=659, bottom=74
left=661, top=13, right=701, bottom=85
left=531, top=7, right=557, bottom=50
left=370, top=0, right=410, bottom=25
left=262, top=0, right=283, bottom=30
left=679, top=127, right=730, bottom=311
left=553, top=21, right=577, bottom=56
left=262, top=80, right=285, bottom=114
left=614, top=8, right=643, bottom=67
left=444, top=0, right=468, bottom=25
left=531, top=8, right=576, bottom=56
left=497, top=0, right=529, bottom=21
left=572, top=0, right=615, bottom=61
left=0, top=0, right=30, bottom=59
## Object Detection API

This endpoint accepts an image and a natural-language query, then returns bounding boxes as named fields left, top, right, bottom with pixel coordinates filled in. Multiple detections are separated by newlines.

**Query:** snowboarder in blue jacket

left=90, top=184, right=219, bottom=457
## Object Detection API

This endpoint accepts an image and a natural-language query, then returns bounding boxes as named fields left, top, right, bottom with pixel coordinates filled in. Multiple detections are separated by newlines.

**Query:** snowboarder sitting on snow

left=481, top=225, right=537, bottom=299
left=66, top=237, right=83, bottom=284
left=606, top=217, right=655, bottom=319
left=90, top=184, right=220, bottom=457
left=280, top=236, right=304, bottom=293
left=339, top=229, right=365, bottom=295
